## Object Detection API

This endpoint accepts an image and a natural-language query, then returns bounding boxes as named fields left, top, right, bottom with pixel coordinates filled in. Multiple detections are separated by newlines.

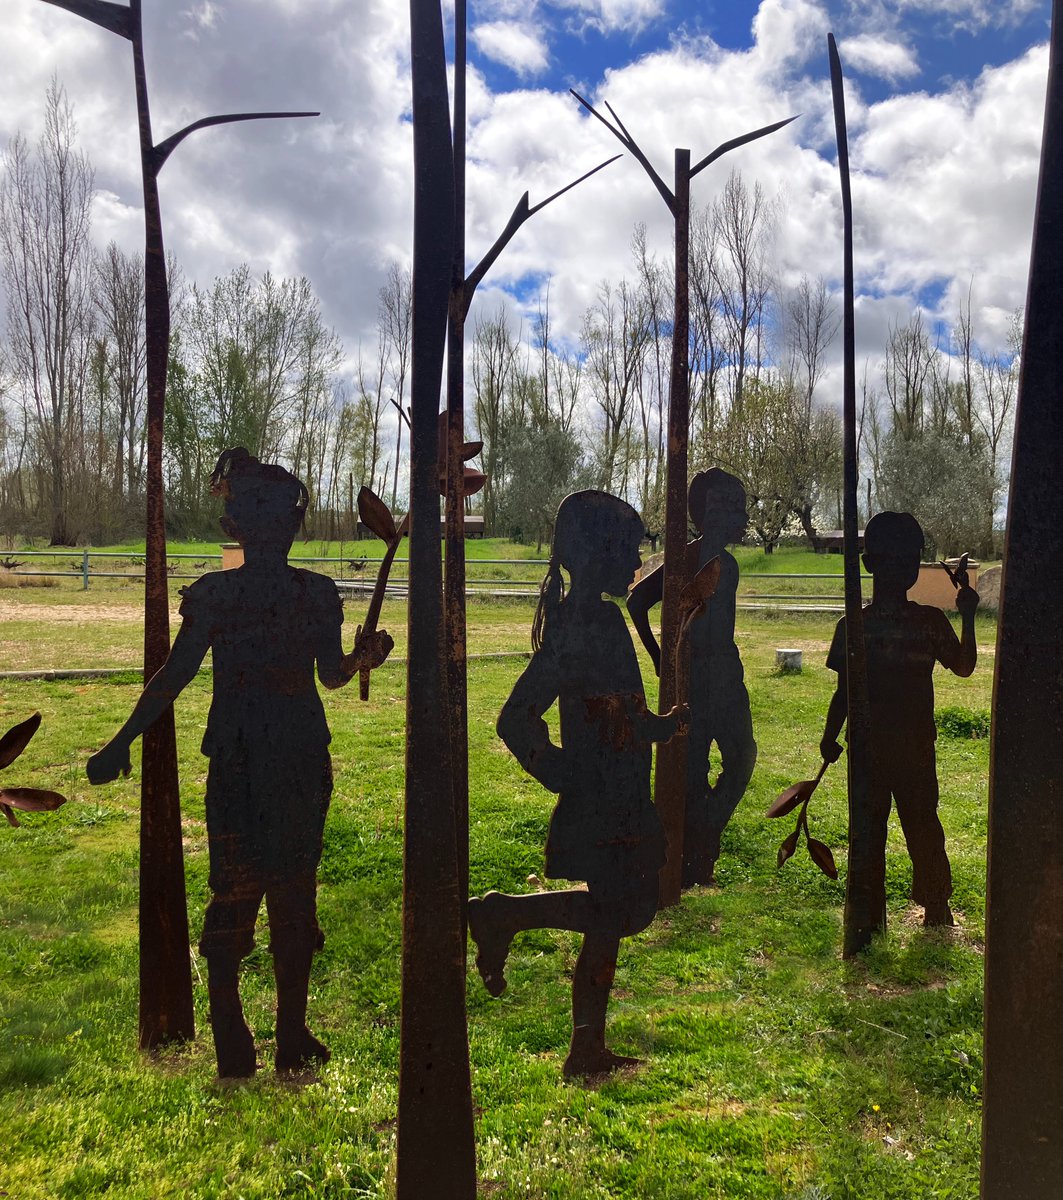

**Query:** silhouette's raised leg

left=564, top=931, right=640, bottom=1078
left=206, top=952, right=255, bottom=1078
left=468, top=888, right=601, bottom=996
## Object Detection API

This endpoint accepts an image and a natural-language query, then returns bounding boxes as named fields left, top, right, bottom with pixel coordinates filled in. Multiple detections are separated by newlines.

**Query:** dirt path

left=0, top=602, right=178, bottom=624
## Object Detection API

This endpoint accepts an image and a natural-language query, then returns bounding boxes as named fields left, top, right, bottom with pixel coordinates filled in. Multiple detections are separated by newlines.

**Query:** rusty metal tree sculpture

left=982, top=0, right=1063, bottom=1190
left=827, top=36, right=880, bottom=956
left=444, top=0, right=617, bottom=925
left=571, top=89, right=795, bottom=907
left=39, top=0, right=316, bottom=1048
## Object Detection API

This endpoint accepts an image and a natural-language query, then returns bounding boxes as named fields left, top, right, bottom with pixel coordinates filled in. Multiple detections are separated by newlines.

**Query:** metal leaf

left=807, top=837, right=839, bottom=880
left=679, top=558, right=721, bottom=617
left=358, top=487, right=398, bottom=543
left=0, top=712, right=42, bottom=770
left=1, top=804, right=18, bottom=828
left=777, top=827, right=799, bottom=868
left=766, top=779, right=816, bottom=819
left=462, top=468, right=486, bottom=498
left=0, top=787, right=68, bottom=812
left=38, top=0, right=133, bottom=40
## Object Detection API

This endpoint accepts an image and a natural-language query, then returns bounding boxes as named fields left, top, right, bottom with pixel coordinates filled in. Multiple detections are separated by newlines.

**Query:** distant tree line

left=471, top=170, right=1018, bottom=560
left=1, top=84, right=1017, bottom=559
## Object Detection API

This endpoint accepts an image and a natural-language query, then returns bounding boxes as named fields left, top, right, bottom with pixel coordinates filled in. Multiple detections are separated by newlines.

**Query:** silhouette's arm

left=318, top=626, right=394, bottom=689
left=820, top=668, right=848, bottom=764
left=87, top=618, right=210, bottom=783
left=497, top=650, right=570, bottom=794
left=938, top=586, right=979, bottom=678
left=627, top=564, right=663, bottom=675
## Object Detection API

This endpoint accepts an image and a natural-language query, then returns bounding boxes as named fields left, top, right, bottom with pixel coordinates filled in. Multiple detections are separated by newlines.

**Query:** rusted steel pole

left=982, top=3, right=1063, bottom=1190
left=654, top=148, right=691, bottom=909
left=445, top=0, right=470, bottom=928
left=829, top=36, right=880, bottom=958
left=130, top=0, right=195, bottom=1046
left=396, top=1, right=476, bottom=1194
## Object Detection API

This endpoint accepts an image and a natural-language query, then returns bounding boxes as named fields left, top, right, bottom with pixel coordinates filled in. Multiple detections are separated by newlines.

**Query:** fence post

left=82, top=550, right=89, bottom=591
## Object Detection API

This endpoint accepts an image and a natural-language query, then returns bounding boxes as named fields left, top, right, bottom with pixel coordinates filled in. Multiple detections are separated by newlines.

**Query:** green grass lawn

left=0, top=589, right=995, bottom=1198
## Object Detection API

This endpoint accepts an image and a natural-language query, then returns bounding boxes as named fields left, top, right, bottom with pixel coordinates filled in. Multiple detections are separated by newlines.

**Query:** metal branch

left=689, top=114, right=800, bottom=178
left=152, top=111, right=319, bottom=173
left=38, top=0, right=132, bottom=39
left=570, top=88, right=675, bottom=215
left=389, top=396, right=412, bottom=430
left=461, top=155, right=620, bottom=313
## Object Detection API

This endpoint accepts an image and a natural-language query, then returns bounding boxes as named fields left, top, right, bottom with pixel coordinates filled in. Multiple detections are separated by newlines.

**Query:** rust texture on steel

left=982, top=0, right=1063, bottom=1190
left=827, top=35, right=879, bottom=958
left=819, top=511, right=977, bottom=934
left=397, top=2, right=476, bottom=1196
left=89, top=450, right=393, bottom=1079
left=0, top=713, right=68, bottom=828
left=570, top=93, right=794, bottom=906
left=629, top=469, right=755, bottom=888
left=469, top=490, right=684, bottom=1078
left=41, top=0, right=316, bottom=1048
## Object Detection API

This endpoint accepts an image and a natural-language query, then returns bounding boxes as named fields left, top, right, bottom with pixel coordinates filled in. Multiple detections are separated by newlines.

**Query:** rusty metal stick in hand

left=356, top=487, right=408, bottom=701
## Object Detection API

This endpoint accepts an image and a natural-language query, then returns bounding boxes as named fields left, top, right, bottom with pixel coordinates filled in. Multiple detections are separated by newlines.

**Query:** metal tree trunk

left=982, top=2, right=1063, bottom=1190
left=654, top=148, right=691, bottom=908
left=396, top=1, right=476, bottom=1194
left=131, top=0, right=194, bottom=1047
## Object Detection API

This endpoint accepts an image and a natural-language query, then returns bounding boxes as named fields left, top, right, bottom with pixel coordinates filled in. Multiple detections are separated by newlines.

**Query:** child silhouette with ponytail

left=88, top=448, right=392, bottom=1078
left=468, top=490, right=685, bottom=1078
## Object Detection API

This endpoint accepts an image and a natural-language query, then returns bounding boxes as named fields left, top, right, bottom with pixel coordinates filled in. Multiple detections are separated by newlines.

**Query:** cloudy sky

left=0, top=0, right=1052, bottom=377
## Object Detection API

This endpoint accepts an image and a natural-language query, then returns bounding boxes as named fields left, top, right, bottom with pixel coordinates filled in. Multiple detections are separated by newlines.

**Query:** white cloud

left=838, top=33, right=920, bottom=82
left=471, top=21, right=551, bottom=78
left=552, top=0, right=667, bottom=36
left=0, top=0, right=1048, bottom=383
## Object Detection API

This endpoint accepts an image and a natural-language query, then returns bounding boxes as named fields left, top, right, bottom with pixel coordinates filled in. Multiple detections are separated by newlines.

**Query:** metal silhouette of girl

left=88, top=449, right=393, bottom=1077
left=469, top=490, right=685, bottom=1077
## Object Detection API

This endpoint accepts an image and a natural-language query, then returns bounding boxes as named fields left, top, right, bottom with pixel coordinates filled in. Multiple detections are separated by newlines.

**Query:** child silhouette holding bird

left=820, top=510, right=978, bottom=927
left=468, top=490, right=685, bottom=1078
left=627, top=467, right=756, bottom=887
left=88, top=448, right=393, bottom=1077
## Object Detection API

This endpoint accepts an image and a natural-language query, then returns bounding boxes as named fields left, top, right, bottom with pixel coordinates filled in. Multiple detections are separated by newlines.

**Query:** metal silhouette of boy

left=628, top=468, right=756, bottom=887
left=468, top=490, right=685, bottom=1078
left=820, top=510, right=978, bottom=927
left=88, top=448, right=393, bottom=1076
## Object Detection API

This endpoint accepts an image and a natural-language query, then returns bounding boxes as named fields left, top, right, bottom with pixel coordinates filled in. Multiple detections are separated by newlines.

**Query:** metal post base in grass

left=982, top=0, right=1063, bottom=1190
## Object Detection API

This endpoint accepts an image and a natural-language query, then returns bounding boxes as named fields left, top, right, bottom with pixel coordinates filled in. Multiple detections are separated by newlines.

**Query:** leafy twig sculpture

left=356, top=487, right=410, bottom=701
left=0, top=713, right=67, bottom=828
left=767, top=760, right=838, bottom=880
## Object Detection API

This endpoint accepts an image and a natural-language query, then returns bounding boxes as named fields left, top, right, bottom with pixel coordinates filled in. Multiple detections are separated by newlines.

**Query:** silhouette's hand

left=87, top=738, right=132, bottom=785
left=354, top=628, right=394, bottom=672
left=820, top=737, right=844, bottom=765
left=662, top=703, right=690, bottom=741
left=956, top=584, right=979, bottom=618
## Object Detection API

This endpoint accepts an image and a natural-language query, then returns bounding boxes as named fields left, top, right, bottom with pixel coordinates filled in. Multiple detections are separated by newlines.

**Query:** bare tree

left=882, top=311, right=936, bottom=440
left=471, top=309, right=518, bottom=533
left=712, top=169, right=775, bottom=420
left=378, top=262, right=412, bottom=511
left=94, top=241, right=146, bottom=497
left=581, top=278, right=651, bottom=493
left=0, top=80, right=96, bottom=544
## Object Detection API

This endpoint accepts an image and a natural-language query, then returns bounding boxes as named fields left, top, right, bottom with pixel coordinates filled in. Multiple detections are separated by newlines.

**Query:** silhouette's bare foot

left=276, top=1027, right=330, bottom=1073
left=563, top=1047, right=643, bottom=1079
left=468, top=891, right=511, bottom=997
left=214, top=1023, right=256, bottom=1079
